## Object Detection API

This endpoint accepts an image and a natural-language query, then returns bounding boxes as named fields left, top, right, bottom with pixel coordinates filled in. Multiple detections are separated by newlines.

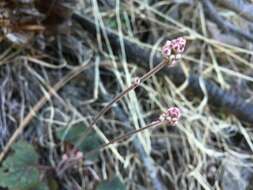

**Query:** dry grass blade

left=1, top=0, right=253, bottom=189
left=0, top=59, right=91, bottom=162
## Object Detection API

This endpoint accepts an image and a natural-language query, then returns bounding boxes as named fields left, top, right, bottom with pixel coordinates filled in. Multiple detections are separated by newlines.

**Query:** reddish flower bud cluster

left=162, top=37, right=186, bottom=65
left=159, top=107, right=181, bottom=125
left=62, top=150, right=83, bottom=161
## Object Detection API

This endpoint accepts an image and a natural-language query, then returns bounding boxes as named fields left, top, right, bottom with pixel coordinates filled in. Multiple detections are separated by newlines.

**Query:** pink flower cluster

left=162, top=37, right=186, bottom=65
left=62, top=150, right=83, bottom=161
left=159, top=107, right=181, bottom=126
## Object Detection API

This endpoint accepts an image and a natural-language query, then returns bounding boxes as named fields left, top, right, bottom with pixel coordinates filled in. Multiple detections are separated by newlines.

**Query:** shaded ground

left=1, top=0, right=253, bottom=190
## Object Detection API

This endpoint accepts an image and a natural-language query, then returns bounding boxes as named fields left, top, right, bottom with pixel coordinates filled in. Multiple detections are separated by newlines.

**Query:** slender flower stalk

left=74, top=37, right=186, bottom=152
left=88, top=59, right=167, bottom=128
left=74, top=60, right=168, bottom=149
left=93, top=106, right=182, bottom=154
left=57, top=107, right=182, bottom=174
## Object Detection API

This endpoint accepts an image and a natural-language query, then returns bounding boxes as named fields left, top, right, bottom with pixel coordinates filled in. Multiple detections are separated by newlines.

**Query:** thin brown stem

left=89, top=120, right=163, bottom=156
left=74, top=59, right=168, bottom=149
left=59, top=120, right=165, bottom=175
left=90, top=83, right=138, bottom=127
left=139, top=59, right=167, bottom=82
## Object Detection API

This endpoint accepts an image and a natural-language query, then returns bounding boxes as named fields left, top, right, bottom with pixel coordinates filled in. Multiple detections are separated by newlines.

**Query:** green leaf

left=47, top=178, right=59, bottom=190
left=3, top=140, right=39, bottom=169
left=96, top=176, right=126, bottom=190
left=0, top=140, right=48, bottom=190
left=35, top=182, right=50, bottom=190
left=0, top=167, right=40, bottom=190
left=56, top=122, right=103, bottom=159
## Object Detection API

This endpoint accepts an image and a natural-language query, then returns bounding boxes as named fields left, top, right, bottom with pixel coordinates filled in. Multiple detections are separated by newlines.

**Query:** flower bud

left=162, top=37, right=186, bottom=65
left=159, top=107, right=181, bottom=125
left=162, top=40, right=172, bottom=58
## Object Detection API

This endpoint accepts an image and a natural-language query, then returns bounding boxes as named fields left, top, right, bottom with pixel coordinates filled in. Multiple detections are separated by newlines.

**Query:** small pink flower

left=162, top=37, right=186, bottom=65
left=171, top=37, right=186, bottom=53
left=62, top=154, right=69, bottom=161
left=76, top=151, right=83, bottom=159
left=162, top=40, right=172, bottom=58
left=159, top=107, right=181, bottom=125
left=167, top=107, right=181, bottom=119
